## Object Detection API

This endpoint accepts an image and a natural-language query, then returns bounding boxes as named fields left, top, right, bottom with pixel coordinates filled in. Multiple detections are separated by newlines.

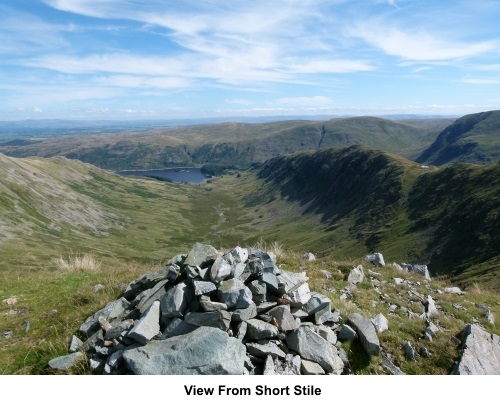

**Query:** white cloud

left=224, top=98, right=252, bottom=105
left=461, top=77, right=500, bottom=84
left=351, top=22, right=495, bottom=61
left=33, top=107, right=43, bottom=113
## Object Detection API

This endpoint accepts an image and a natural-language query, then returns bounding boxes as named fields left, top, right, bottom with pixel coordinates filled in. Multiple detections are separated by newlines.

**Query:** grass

left=52, top=254, right=102, bottom=272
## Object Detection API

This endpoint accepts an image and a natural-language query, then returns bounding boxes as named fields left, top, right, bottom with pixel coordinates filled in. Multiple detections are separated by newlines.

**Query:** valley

left=0, top=110, right=499, bottom=375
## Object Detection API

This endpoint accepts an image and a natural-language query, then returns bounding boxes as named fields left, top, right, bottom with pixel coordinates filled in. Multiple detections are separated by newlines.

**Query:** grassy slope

left=418, top=110, right=500, bottom=165
left=0, top=117, right=446, bottom=170
left=1, top=149, right=498, bottom=375
left=225, top=147, right=500, bottom=289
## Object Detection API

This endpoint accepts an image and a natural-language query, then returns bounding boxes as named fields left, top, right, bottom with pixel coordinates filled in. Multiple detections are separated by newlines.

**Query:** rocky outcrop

left=52, top=243, right=353, bottom=375
left=452, top=324, right=500, bottom=375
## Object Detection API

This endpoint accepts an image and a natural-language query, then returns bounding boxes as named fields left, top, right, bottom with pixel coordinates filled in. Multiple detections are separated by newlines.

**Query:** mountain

left=417, top=110, right=500, bottom=165
left=238, top=146, right=500, bottom=288
left=0, top=117, right=449, bottom=170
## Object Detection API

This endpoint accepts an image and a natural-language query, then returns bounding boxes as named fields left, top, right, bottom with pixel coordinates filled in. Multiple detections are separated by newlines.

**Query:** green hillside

left=418, top=110, right=500, bottom=165
left=0, top=117, right=446, bottom=170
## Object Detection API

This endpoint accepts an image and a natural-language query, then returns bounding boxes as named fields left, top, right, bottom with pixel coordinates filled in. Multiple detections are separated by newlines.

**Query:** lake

left=116, top=167, right=210, bottom=184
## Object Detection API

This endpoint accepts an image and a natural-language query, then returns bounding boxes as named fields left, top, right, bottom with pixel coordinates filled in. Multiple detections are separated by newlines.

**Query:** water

left=116, top=167, right=210, bottom=184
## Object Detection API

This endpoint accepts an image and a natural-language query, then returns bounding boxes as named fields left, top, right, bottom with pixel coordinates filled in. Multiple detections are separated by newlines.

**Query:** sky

left=1, top=0, right=500, bottom=120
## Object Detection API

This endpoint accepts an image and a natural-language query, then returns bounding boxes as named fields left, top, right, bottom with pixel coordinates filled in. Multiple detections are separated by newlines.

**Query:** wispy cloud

left=271, top=96, right=334, bottom=107
left=351, top=22, right=495, bottom=61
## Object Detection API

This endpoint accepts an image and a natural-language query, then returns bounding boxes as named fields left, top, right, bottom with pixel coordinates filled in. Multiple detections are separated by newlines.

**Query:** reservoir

left=117, top=167, right=209, bottom=184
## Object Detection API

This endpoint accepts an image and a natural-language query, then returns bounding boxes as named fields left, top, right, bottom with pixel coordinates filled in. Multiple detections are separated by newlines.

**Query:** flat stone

left=137, top=279, right=169, bottom=313
left=303, top=292, right=331, bottom=315
left=268, top=305, right=297, bottom=332
left=193, top=280, right=217, bottom=296
left=246, top=341, right=286, bottom=359
left=165, top=263, right=181, bottom=282
left=425, top=295, right=438, bottom=316
left=107, top=350, right=124, bottom=369
left=123, top=326, right=246, bottom=375
left=338, top=324, right=357, bottom=341
left=277, top=270, right=308, bottom=294
left=123, top=268, right=169, bottom=300
left=104, top=319, right=134, bottom=340
left=348, top=313, right=380, bottom=356
left=452, top=324, right=500, bottom=375
left=317, top=325, right=337, bottom=345
left=300, top=359, right=325, bottom=375
left=161, top=318, right=198, bottom=339
left=382, top=355, right=405, bottom=375
left=286, top=327, right=343, bottom=374
left=371, top=313, right=389, bottom=333
left=79, top=298, right=130, bottom=337
left=199, top=298, right=228, bottom=312
left=210, top=256, right=232, bottom=283
left=217, top=279, right=253, bottom=309
left=246, top=319, right=279, bottom=340
left=184, top=310, right=231, bottom=331
left=127, top=300, right=160, bottom=345
left=314, top=305, right=337, bottom=324
left=48, top=352, right=84, bottom=371
left=68, top=335, right=83, bottom=352
left=185, top=243, right=218, bottom=267
left=347, top=265, right=364, bottom=284
left=232, top=303, right=258, bottom=322
left=160, top=282, right=192, bottom=319
left=259, top=272, right=280, bottom=294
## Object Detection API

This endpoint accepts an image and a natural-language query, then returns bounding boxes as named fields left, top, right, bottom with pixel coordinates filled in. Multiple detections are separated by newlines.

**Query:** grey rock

left=165, top=263, right=181, bottom=282
left=136, top=279, right=169, bottom=313
left=303, top=292, right=331, bottom=315
left=48, top=352, right=84, bottom=371
left=184, top=310, right=231, bottom=331
left=300, top=359, right=325, bottom=375
left=365, top=253, right=385, bottom=267
left=210, top=256, right=232, bottom=283
left=217, top=279, right=253, bottom=309
left=232, top=263, right=247, bottom=280
left=105, top=319, right=134, bottom=340
left=160, top=282, right=192, bottom=319
left=236, top=322, right=247, bottom=340
left=338, top=324, right=357, bottom=341
left=232, top=303, right=258, bottom=322
left=478, top=305, right=495, bottom=324
left=403, top=341, right=415, bottom=361
left=382, top=355, right=405, bottom=375
left=263, top=354, right=276, bottom=375
left=302, top=252, right=316, bottom=261
left=123, top=326, right=246, bottom=375
left=348, top=313, right=380, bottom=356
left=246, top=341, right=286, bottom=359
left=425, top=321, right=440, bottom=338
left=314, top=305, right=338, bottom=325
left=127, top=300, right=160, bottom=345
left=268, top=305, right=297, bottom=332
left=3, top=330, right=12, bottom=339
left=317, top=325, right=337, bottom=345
left=401, top=263, right=431, bottom=280
left=259, top=272, right=280, bottom=294
left=394, top=278, right=405, bottom=285
left=371, top=313, right=389, bottom=333
left=320, top=270, right=333, bottom=279
left=193, top=280, right=217, bottom=296
left=283, top=282, right=311, bottom=307
left=68, top=335, right=83, bottom=352
left=89, top=357, right=106, bottom=371
left=183, top=265, right=199, bottom=281
left=224, top=246, right=249, bottom=265
left=347, top=265, right=364, bottom=284
left=452, top=324, right=500, bottom=375
left=246, top=319, right=279, bottom=340
left=199, top=297, right=228, bottom=312
left=161, top=318, right=197, bottom=339
left=79, top=297, right=130, bottom=337
left=81, top=330, right=104, bottom=353
left=184, top=243, right=218, bottom=267
left=286, top=327, right=343, bottom=374
left=420, top=347, right=431, bottom=358
left=277, top=270, right=308, bottom=294
left=123, top=268, right=169, bottom=300
left=444, top=287, right=465, bottom=295
left=92, top=284, right=105, bottom=293
left=168, top=253, right=187, bottom=266
left=425, top=295, right=438, bottom=316
left=107, top=350, right=124, bottom=368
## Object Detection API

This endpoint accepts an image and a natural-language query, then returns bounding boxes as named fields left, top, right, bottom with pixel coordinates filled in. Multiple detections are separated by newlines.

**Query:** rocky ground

left=47, top=243, right=500, bottom=375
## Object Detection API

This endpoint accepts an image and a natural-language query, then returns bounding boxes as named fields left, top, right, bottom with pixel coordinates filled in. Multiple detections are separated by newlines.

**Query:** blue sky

left=1, top=0, right=500, bottom=120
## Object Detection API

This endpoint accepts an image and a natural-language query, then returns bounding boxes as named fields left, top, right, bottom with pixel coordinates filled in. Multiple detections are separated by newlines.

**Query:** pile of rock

left=49, top=243, right=386, bottom=375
